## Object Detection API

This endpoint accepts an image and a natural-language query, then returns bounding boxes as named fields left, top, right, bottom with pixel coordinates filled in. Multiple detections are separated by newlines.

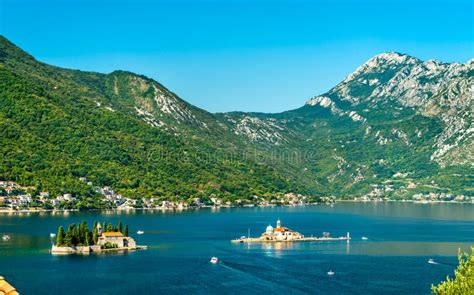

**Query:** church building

left=262, top=219, right=304, bottom=241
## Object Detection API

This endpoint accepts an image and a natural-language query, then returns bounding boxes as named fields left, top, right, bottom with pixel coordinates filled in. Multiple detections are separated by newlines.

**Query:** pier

left=231, top=218, right=351, bottom=244
left=232, top=236, right=351, bottom=243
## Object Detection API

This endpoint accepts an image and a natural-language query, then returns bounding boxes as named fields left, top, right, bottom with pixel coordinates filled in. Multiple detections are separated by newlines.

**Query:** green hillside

left=0, top=36, right=472, bottom=208
left=0, top=36, right=303, bottom=205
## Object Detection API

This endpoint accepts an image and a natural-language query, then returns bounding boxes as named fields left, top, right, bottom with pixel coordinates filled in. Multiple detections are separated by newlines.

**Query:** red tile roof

left=102, top=232, right=123, bottom=237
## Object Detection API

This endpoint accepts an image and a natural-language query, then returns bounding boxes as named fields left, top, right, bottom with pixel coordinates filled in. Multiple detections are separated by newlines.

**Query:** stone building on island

left=96, top=223, right=136, bottom=248
left=98, top=232, right=136, bottom=248
left=262, top=219, right=304, bottom=241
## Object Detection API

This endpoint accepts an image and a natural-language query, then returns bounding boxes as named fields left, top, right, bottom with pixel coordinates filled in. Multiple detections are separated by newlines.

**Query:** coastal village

left=0, top=179, right=339, bottom=211
left=0, top=177, right=472, bottom=212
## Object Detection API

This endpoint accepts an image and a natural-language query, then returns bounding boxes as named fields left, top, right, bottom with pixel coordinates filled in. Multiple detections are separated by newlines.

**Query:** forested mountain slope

left=1, top=35, right=472, bottom=203
left=0, top=36, right=304, bottom=203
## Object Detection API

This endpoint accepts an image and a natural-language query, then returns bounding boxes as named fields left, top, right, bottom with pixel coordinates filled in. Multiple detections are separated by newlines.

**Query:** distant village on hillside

left=0, top=176, right=472, bottom=212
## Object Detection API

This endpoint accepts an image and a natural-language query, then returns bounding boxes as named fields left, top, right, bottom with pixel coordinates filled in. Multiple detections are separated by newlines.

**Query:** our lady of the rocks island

left=232, top=219, right=350, bottom=243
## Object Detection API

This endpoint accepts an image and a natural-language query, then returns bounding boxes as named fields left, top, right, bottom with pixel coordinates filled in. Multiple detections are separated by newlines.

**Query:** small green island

left=51, top=221, right=146, bottom=254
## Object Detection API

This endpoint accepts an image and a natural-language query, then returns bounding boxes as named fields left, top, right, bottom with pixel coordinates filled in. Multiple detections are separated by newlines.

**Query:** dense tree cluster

left=55, top=221, right=129, bottom=247
left=0, top=65, right=297, bottom=205
left=432, top=247, right=473, bottom=295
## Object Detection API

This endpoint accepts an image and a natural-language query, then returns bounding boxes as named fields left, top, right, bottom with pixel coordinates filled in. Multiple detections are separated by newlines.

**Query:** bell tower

left=276, top=218, right=281, bottom=229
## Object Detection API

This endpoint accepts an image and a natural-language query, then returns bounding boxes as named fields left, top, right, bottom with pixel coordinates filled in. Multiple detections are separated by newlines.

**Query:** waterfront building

left=97, top=232, right=136, bottom=248
left=262, top=219, right=304, bottom=241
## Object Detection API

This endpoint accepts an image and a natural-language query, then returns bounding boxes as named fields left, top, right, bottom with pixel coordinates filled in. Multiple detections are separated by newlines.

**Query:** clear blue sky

left=1, top=0, right=473, bottom=113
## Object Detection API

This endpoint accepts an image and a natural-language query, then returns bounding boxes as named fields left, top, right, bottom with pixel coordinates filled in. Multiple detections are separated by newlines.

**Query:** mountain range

left=0, top=35, right=472, bottom=204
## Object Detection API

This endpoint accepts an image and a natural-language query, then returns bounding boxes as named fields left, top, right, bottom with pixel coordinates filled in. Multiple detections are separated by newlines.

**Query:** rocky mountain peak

left=343, top=52, right=420, bottom=84
left=369, top=52, right=419, bottom=65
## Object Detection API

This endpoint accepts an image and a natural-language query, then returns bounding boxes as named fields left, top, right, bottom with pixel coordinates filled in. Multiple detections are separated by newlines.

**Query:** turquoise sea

left=1, top=202, right=473, bottom=294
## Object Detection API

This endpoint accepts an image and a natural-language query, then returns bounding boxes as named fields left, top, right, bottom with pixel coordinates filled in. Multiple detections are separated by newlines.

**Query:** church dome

left=266, top=225, right=274, bottom=234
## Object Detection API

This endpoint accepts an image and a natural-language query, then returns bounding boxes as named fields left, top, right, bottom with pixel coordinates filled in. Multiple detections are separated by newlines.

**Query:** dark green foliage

left=92, top=222, right=99, bottom=244
left=56, top=226, right=65, bottom=246
left=124, top=224, right=129, bottom=237
left=64, top=224, right=75, bottom=247
left=101, top=242, right=118, bottom=249
left=55, top=221, right=127, bottom=247
left=0, top=35, right=299, bottom=204
left=107, top=223, right=114, bottom=232
left=85, top=231, right=90, bottom=246
left=432, top=247, right=473, bottom=294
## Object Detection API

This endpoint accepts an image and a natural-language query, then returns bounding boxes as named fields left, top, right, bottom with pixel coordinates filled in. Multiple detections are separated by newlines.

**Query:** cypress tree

left=82, top=221, right=89, bottom=245
left=73, top=225, right=79, bottom=245
left=64, top=224, right=74, bottom=246
left=93, top=226, right=98, bottom=244
left=77, top=223, right=83, bottom=245
left=117, top=221, right=122, bottom=233
left=107, top=223, right=114, bottom=232
left=124, top=224, right=129, bottom=237
left=85, top=231, right=90, bottom=246
left=56, top=226, right=65, bottom=246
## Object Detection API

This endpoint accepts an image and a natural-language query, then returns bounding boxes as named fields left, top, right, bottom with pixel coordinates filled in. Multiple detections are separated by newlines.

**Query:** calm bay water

left=1, top=202, right=473, bottom=294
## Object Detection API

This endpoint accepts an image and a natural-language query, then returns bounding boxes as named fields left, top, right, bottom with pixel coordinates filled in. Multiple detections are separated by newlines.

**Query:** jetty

left=231, top=218, right=351, bottom=243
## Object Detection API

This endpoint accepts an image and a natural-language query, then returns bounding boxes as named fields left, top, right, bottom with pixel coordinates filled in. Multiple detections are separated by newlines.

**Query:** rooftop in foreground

left=0, top=276, right=19, bottom=295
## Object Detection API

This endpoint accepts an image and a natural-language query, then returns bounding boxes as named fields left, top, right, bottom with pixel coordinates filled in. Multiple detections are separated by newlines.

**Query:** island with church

left=231, top=219, right=351, bottom=243
left=50, top=221, right=147, bottom=254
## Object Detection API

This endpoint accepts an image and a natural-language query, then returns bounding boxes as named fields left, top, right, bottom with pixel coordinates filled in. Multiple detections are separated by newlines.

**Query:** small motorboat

left=361, top=236, right=368, bottom=240
left=428, top=258, right=437, bottom=264
left=210, top=257, right=219, bottom=264
left=2, top=235, right=10, bottom=241
left=327, top=270, right=335, bottom=276
left=50, top=233, right=56, bottom=238
left=136, top=230, right=144, bottom=235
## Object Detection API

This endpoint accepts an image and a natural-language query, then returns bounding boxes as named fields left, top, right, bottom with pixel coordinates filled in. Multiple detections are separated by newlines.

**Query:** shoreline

left=1, top=199, right=472, bottom=214
left=50, top=245, right=147, bottom=255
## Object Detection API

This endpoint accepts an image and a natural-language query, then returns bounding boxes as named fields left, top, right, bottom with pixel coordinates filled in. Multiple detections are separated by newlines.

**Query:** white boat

left=361, top=236, right=368, bottom=240
left=136, top=230, right=144, bottom=235
left=327, top=270, right=335, bottom=276
left=210, top=257, right=218, bottom=264
left=428, top=258, right=437, bottom=264
left=2, top=235, right=10, bottom=241
left=50, top=233, right=56, bottom=238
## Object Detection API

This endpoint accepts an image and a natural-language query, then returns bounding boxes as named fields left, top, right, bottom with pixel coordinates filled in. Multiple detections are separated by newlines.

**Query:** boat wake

left=427, top=259, right=456, bottom=266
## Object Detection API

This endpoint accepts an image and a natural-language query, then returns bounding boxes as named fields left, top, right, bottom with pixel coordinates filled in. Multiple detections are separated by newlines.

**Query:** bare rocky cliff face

left=305, top=52, right=473, bottom=167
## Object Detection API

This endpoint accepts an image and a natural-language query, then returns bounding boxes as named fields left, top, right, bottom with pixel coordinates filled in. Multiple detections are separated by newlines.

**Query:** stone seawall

left=51, top=245, right=92, bottom=254
left=51, top=245, right=146, bottom=255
